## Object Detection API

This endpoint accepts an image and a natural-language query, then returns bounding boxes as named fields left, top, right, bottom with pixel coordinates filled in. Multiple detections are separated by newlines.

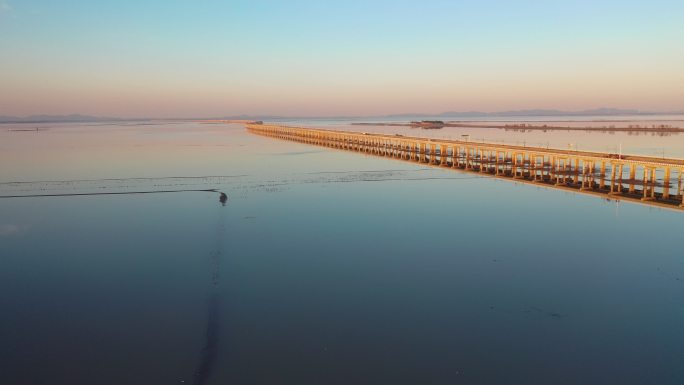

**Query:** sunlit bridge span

left=247, top=124, right=684, bottom=211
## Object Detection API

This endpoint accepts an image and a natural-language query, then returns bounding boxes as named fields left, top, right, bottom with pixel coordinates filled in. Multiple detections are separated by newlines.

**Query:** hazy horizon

left=1, top=1, right=683, bottom=117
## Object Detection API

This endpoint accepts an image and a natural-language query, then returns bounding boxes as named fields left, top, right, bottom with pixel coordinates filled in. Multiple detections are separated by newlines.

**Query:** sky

left=1, top=0, right=683, bottom=118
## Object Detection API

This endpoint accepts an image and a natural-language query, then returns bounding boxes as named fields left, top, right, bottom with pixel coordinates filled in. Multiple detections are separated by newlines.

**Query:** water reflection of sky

left=1, top=122, right=683, bottom=385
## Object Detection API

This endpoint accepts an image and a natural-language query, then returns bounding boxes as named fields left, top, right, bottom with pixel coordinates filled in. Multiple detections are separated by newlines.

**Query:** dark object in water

left=219, top=192, right=228, bottom=206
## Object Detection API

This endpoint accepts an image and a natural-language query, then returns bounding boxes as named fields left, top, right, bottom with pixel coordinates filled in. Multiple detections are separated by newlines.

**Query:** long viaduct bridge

left=247, top=123, right=684, bottom=211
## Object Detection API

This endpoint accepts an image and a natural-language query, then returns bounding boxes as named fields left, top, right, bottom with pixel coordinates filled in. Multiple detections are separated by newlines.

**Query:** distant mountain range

left=1, top=109, right=682, bottom=123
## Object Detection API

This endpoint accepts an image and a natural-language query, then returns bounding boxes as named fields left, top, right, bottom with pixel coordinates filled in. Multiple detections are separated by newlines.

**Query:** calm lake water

left=1, top=121, right=683, bottom=385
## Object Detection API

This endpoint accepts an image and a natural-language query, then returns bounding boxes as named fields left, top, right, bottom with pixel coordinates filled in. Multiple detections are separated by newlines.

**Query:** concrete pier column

left=495, top=151, right=501, bottom=175
left=663, top=167, right=671, bottom=200
left=480, top=150, right=486, bottom=173
left=651, top=168, right=657, bottom=199
left=537, top=154, right=543, bottom=181
left=511, top=153, right=517, bottom=177
left=543, top=155, right=550, bottom=181
left=680, top=168, right=684, bottom=207
left=555, top=158, right=565, bottom=185
left=599, top=161, right=606, bottom=189
left=465, top=148, right=472, bottom=170
left=529, top=153, right=534, bottom=179
left=618, top=164, right=624, bottom=192
left=678, top=168, right=683, bottom=205
left=502, top=153, right=507, bottom=176
left=586, top=160, right=593, bottom=189
left=486, top=150, right=491, bottom=173
left=612, top=164, right=621, bottom=194
left=580, top=161, right=589, bottom=190
left=536, top=154, right=542, bottom=181
left=642, top=167, right=651, bottom=200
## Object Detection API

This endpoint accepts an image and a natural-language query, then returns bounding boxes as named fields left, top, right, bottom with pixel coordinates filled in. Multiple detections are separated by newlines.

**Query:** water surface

left=1, top=122, right=683, bottom=385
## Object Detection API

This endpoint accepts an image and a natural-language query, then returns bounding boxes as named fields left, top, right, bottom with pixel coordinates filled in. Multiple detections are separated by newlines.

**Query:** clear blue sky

left=1, top=0, right=682, bottom=117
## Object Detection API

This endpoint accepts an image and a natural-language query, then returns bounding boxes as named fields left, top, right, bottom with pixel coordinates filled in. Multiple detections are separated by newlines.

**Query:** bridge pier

left=678, top=168, right=684, bottom=206
left=610, top=163, right=623, bottom=195
left=642, top=167, right=656, bottom=201
left=599, top=161, right=607, bottom=189
left=663, top=167, right=671, bottom=200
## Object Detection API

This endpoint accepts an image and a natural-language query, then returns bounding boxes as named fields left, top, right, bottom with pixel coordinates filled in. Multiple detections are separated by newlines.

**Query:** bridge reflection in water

left=247, top=124, right=684, bottom=211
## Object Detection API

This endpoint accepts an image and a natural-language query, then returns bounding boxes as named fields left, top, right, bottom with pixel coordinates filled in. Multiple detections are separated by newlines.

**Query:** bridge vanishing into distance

left=247, top=123, right=684, bottom=211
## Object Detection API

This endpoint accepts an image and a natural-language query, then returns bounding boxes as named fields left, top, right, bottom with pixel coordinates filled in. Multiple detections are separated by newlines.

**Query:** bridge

left=247, top=123, right=684, bottom=211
